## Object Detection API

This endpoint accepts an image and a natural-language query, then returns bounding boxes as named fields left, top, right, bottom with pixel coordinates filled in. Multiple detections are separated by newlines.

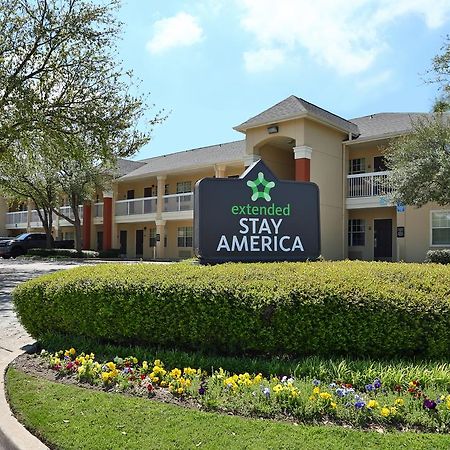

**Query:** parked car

left=0, top=233, right=47, bottom=258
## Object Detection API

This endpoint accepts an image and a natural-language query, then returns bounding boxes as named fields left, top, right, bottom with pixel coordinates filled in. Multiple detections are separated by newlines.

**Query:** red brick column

left=294, top=146, right=312, bottom=182
left=82, top=202, right=92, bottom=250
left=103, top=193, right=113, bottom=251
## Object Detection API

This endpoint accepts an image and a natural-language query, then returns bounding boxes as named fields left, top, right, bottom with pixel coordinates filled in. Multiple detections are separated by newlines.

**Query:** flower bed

left=42, top=348, right=450, bottom=432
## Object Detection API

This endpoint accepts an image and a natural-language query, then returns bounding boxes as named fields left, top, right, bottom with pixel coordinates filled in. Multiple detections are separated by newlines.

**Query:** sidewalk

left=0, top=260, right=85, bottom=450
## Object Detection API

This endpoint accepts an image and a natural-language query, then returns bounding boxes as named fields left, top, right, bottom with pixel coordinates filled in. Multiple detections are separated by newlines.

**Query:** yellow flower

left=253, top=374, right=263, bottom=384
left=183, top=367, right=197, bottom=376
left=177, top=387, right=184, bottom=395
left=154, top=359, right=163, bottom=367
left=160, top=381, right=167, bottom=387
left=133, top=357, right=138, bottom=364
left=380, top=407, right=390, bottom=417
left=390, top=407, right=397, bottom=415
left=101, top=372, right=110, bottom=383
left=142, top=361, right=148, bottom=371
left=367, top=400, right=379, bottom=409
left=290, top=389, right=299, bottom=398
left=170, top=368, right=182, bottom=379
left=313, top=387, right=320, bottom=395
left=309, top=395, right=316, bottom=401
left=273, top=384, right=283, bottom=394
left=106, top=362, right=116, bottom=371
left=331, top=402, right=337, bottom=409
left=319, top=392, right=332, bottom=400
left=394, top=398, right=404, bottom=407
left=69, top=348, right=76, bottom=356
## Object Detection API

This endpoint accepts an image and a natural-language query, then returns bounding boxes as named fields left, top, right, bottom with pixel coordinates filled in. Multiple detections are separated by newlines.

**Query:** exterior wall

left=245, top=119, right=304, bottom=157
left=258, top=146, right=295, bottom=180
left=346, top=139, right=389, bottom=172
left=305, top=120, right=348, bottom=260
left=165, top=219, right=194, bottom=259
left=400, top=203, right=450, bottom=262
left=347, top=207, right=397, bottom=261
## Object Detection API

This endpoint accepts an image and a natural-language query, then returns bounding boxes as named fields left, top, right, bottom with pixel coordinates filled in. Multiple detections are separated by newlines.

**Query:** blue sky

left=116, top=0, right=450, bottom=160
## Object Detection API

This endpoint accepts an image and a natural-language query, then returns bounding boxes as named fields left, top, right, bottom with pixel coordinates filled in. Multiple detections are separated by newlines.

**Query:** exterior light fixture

left=267, top=125, right=279, bottom=134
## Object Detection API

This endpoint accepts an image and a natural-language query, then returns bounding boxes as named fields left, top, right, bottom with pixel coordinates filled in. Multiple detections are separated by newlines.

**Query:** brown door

left=136, top=230, right=143, bottom=257
left=374, top=219, right=392, bottom=260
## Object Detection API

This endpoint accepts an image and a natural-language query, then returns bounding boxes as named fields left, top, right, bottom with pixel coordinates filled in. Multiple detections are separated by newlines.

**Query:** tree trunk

left=71, top=194, right=83, bottom=253
left=36, top=206, right=54, bottom=249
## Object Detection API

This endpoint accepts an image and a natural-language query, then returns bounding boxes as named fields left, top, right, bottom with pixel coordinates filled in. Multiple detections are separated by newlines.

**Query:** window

left=176, top=181, right=192, bottom=194
left=431, top=211, right=450, bottom=246
left=149, top=228, right=156, bottom=247
left=348, top=219, right=365, bottom=246
left=177, top=226, right=193, bottom=247
left=349, top=158, right=365, bottom=175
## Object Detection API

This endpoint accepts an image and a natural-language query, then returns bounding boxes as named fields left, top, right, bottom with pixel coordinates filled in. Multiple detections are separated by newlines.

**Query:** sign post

left=194, top=160, right=321, bottom=263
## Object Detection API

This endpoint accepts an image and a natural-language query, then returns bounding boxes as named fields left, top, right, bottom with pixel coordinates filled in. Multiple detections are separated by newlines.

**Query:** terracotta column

left=82, top=202, right=92, bottom=250
left=294, top=146, right=313, bottom=182
left=102, top=191, right=113, bottom=251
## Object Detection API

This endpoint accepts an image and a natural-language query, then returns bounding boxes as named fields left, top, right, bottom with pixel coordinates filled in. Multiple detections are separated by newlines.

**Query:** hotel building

left=1, top=95, right=448, bottom=262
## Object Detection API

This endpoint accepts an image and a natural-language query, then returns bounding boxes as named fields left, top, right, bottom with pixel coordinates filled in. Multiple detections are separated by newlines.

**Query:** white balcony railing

left=347, top=171, right=393, bottom=198
left=94, top=202, right=103, bottom=218
left=115, top=197, right=157, bottom=216
left=59, top=205, right=84, bottom=221
left=6, top=211, right=28, bottom=225
left=163, top=192, right=193, bottom=212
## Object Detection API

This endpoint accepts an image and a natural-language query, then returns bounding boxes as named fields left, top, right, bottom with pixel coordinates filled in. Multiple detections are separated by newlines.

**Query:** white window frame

left=348, top=219, right=366, bottom=247
left=430, top=210, right=450, bottom=247
left=176, top=181, right=192, bottom=194
left=349, top=158, right=366, bottom=175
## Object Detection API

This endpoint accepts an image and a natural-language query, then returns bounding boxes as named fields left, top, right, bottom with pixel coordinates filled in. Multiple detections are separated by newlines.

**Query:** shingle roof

left=120, top=140, right=246, bottom=180
left=234, top=95, right=359, bottom=135
left=349, top=113, right=430, bottom=141
left=116, top=158, right=146, bottom=177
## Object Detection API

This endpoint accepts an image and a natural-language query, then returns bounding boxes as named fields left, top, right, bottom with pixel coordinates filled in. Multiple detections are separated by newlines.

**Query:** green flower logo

left=247, top=172, right=276, bottom=202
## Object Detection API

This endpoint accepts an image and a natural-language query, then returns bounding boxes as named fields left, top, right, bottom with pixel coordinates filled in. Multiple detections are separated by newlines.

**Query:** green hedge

left=12, top=261, right=450, bottom=359
left=27, top=248, right=99, bottom=258
left=426, top=249, right=450, bottom=264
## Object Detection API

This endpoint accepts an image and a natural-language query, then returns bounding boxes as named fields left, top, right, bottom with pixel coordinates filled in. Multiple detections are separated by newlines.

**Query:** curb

left=0, top=348, right=49, bottom=450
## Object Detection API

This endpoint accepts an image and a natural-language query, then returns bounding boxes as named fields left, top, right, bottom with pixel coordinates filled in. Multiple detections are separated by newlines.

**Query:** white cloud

left=243, top=48, right=286, bottom=73
left=147, top=12, right=203, bottom=54
left=238, top=0, right=450, bottom=75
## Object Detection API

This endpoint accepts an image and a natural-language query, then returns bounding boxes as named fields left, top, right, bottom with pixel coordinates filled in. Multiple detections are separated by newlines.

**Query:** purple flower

left=365, top=384, right=374, bottom=392
left=336, top=388, right=346, bottom=398
left=329, top=383, right=337, bottom=389
left=198, top=386, right=206, bottom=395
left=313, top=379, right=321, bottom=386
left=373, top=379, right=382, bottom=389
left=262, top=387, right=270, bottom=399
left=354, top=401, right=366, bottom=409
left=423, top=399, right=437, bottom=410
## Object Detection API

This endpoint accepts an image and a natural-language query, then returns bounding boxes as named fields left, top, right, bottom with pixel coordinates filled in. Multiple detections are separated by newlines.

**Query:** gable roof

left=119, top=140, right=246, bottom=180
left=116, top=158, right=146, bottom=177
left=234, top=95, right=359, bottom=136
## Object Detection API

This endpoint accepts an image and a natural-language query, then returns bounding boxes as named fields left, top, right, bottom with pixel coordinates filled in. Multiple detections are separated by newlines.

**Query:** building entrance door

left=119, top=230, right=127, bottom=256
left=374, top=219, right=392, bottom=260
left=136, top=230, right=143, bottom=257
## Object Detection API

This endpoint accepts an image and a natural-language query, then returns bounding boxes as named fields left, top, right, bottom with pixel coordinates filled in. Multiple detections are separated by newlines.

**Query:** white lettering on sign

left=216, top=234, right=304, bottom=252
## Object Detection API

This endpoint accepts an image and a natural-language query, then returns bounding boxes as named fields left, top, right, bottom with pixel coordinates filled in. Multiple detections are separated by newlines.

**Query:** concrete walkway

left=0, top=259, right=84, bottom=450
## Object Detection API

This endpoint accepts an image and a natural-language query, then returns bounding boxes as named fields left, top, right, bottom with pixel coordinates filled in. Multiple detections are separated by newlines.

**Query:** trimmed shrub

left=12, top=261, right=450, bottom=359
left=98, top=248, right=121, bottom=258
left=27, top=248, right=99, bottom=258
left=426, top=249, right=450, bottom=264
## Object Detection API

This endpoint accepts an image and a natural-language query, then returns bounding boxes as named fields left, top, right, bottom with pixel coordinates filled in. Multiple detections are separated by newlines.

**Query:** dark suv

left=0, top=233, right=48, bottom=258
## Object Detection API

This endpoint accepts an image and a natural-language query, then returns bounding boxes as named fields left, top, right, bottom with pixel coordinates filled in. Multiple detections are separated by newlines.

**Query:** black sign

left=397, top=226, right=405, bottom=238
left=194, top=160, right=320, bottom=263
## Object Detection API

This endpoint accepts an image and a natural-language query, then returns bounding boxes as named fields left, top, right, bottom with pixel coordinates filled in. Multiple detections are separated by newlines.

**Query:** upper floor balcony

left=346, top=171, right=394, bottom=209
left=6, top=210, right=28, bottom=229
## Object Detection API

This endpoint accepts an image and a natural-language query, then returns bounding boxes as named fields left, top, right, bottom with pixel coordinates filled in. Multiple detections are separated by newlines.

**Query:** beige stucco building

left=1, top=95, right=449, bottom=262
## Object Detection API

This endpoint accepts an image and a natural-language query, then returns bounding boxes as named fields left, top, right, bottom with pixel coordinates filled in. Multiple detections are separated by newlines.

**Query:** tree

left=385, top=114, right=450, bottom=207
left=0, top=137, right=59, bottom=248
left=0, top=0, right=163, bottom=155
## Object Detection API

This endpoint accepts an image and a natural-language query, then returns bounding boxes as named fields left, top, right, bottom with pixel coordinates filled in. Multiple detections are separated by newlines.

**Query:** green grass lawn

left=7, top=368, right=450, bottom=450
